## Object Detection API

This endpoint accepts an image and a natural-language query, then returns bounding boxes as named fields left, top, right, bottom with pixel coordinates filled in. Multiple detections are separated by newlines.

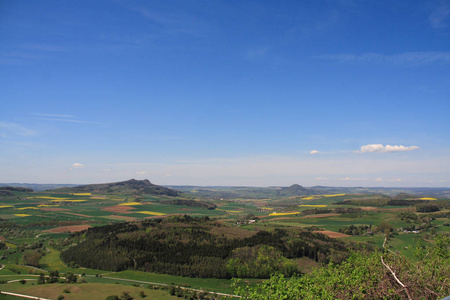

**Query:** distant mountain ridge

left=48, top=179, right=180, bottom=196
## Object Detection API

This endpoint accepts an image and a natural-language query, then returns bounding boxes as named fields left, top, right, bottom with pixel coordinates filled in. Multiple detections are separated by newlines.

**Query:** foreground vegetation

left=233, top=235, right=450, bottom=299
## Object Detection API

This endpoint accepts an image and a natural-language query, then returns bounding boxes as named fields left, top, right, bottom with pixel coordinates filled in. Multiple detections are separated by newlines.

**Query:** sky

left=0, top=0, right=449, bottom=187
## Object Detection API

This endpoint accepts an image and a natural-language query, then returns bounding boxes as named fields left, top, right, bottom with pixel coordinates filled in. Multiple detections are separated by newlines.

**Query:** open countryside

left=0, top=180, right=449, bottom=299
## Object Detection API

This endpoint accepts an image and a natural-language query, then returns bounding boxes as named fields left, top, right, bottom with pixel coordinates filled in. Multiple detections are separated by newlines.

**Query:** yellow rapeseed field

left=420, top=197, right=437, bottom=200
left=224, top=210, right=242, bottom=213
left=323, top=194, right=345, bottom=197
left=269, top=212, right=299, bottom=216
left=118, top=202, right=142, bottom=206
left=37, top=204, right=59, bottom=207
left=137, top=211, right=166, bottom=216
left=72, top=193, right=92, bottom=196
left=0, top=205, right=14, bottom=208
left=301, top=196, right=314, bottom=200
left=299, top=205, right=327, bottom=208
left=14, top=214, right=31, bottom=217
left=261, top=207, right=274, bottom=210
left=16, top=207, right=39, bottom=210
left=32, top=196, right=69, bottom=200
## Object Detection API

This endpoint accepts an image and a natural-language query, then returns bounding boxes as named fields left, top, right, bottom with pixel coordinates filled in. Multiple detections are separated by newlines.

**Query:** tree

left=65, top=273, right=77, bottom=283
left=233, top=235, right=450, bottom=299
left=120, top=291, right=133, bottom=300
left=22, top=251, right=42, bottom=267
left=48, top=270, right=59, bottom=283
left=227, top=245, right=297, bottom=278
left=37, top=273, right=46, bottom=285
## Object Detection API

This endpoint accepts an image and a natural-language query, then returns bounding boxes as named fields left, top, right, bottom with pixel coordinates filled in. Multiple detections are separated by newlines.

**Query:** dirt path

left=0, top=291, right=50, bottom=300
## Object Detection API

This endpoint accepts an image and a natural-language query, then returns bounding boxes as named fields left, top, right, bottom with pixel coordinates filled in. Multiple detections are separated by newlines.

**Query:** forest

left=60, top=215, right=351, bottom=279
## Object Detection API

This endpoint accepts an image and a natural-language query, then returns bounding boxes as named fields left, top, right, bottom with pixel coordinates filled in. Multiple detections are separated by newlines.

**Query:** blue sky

left=1, top=0, right=449, bottom=187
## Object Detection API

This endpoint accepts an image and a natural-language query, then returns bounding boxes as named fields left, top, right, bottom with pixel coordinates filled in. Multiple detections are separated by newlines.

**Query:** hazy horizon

left=1, top=1, right=449, bottom=187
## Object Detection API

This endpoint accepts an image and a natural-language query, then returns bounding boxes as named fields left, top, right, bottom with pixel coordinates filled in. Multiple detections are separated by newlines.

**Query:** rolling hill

left=48, top=178, right=180, bottom=196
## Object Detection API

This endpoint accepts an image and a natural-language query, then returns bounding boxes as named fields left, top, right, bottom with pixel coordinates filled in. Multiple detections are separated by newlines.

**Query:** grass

left=0, top=282, right=178, bottom=300
left=102, top=270, right=246, bottom=294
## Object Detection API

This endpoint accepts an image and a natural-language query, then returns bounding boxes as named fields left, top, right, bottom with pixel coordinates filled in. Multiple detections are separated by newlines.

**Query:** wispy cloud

left=354, top=144, right=420, bottom=154
left=34, top=113, right=75, bottom=118
left=20, top=44, right=65, bottom=52
left=245, top=46, right=271, bottom=60
left=33, top=113, right=100, bottom=124
left=0, top=122, right=36, bottom=137
left=430, top=2, right=450, bottom=28
left=319, top=51, right=450, bottom=66
left=309, top=150, right=319, bottom=155
left=0, top=44, right=64, bottom=65
left=129, top=7, right=207, bottom=36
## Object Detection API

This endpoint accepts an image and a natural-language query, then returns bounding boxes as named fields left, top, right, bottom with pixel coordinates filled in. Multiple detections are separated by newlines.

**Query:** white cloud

left=0, top=122, right=36, bottom=137
left=354, top=144, right=420, bottom=154
left=316, top=177, right=328, bottom=181
left=339, top=177, right=366, bottom=181
left=390, top=178, right=403, bottom=182
left=71, top=163, right=85, bottom=169
left=309, top=150, right=319, bottom=154
left=136, top=171, right=146, bottom=175
left=375, top=178, right=383, bottom=182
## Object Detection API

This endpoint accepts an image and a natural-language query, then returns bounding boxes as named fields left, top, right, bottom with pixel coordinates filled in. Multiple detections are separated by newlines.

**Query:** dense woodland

left=60, top=215, right=351, bottom=279
left=160, top=199, right=217, bottom=209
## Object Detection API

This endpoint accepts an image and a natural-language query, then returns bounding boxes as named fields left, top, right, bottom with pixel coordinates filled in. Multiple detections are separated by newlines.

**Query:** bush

left=120, top=291, right=133, bottom=300
left=233, top=235, right=450, bottom=299
left=78, top=277, right=87, bottom=283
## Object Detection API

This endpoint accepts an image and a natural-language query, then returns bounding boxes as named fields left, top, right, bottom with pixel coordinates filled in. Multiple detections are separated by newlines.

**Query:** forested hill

left=48, top=179, right=180, bottom=196
left=61, top=216, right=351, bottom=279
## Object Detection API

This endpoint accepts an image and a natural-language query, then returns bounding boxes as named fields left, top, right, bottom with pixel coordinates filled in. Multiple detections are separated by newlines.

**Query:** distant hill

left=0, top=186, right=33, bottom=192
left=49, top=179, right=180, bottom=196
left=0, top=183, right=78, bottom=192
left=278, top=184, right=316, bottom=196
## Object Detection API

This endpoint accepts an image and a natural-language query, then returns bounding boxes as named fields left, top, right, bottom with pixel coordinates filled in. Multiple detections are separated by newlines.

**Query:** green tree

left=37, top=273, right=46, bottom=285
left=234, top=235, right=450, bottom=299
left=22, top=251, right=42, bottom=267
